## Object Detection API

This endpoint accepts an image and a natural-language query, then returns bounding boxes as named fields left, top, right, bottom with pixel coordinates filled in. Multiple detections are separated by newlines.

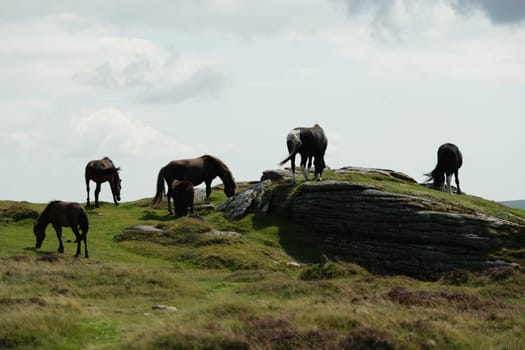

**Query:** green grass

left=1, top=172, right=525, bottom=349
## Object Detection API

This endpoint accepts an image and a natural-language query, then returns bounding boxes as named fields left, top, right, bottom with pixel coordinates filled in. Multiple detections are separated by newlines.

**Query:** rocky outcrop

left=261, top=167, right=417, bottom=184
left=219, top=167, right=525, bottom=279
left=217, top=180, right=272, bottom=220
left=290, top=180, right=524, bottom=279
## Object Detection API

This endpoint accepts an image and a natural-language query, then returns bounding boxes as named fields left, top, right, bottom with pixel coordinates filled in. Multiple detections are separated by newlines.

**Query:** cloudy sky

left=1, top=0, right=524, bottom=203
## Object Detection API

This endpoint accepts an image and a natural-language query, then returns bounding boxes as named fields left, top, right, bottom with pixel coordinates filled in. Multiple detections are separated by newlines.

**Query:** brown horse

left=85, top=157, right=121, bottom=208
left=33, top=201, right=89, bottom=258
left=153, top=154, right=236, bottom=213
left=169, top=180, right=195, bottom=218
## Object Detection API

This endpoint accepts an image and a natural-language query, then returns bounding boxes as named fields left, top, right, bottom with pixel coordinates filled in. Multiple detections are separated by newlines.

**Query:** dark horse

left=85, top=157, right=121, bottom=208
left=33, top=201, right=89, bottom=258
left=279, top=124, right=328, bottom=184
left=153, top=155, right=236, bottom=213
left=169, top=180, right=195, bottom=218
left=426, top=143, right=463, bottom=194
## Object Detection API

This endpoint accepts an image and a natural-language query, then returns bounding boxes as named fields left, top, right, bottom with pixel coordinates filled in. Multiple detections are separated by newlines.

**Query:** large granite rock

left=290, top=180, right=524, bottom=279
left=217, top=180, right=272, bottom=220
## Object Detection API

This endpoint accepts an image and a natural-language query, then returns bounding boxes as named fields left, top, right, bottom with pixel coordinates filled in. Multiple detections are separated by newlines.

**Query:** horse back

left=85, top=158, right=117, bottom=181
left=48, top=201, right=85, bottom=228
left=298, top=125, right=327, bottom=155
left=165, top=158, right=207, bottom=186
left=437, top=143, right=462, bottom=173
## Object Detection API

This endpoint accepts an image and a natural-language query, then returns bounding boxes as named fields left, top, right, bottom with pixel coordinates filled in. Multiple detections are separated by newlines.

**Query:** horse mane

left=36, top=201, right=61, bottom=226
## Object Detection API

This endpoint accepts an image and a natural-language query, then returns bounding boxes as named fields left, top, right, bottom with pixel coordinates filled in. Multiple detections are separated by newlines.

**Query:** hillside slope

left=1, top=168, right=525, bottom=349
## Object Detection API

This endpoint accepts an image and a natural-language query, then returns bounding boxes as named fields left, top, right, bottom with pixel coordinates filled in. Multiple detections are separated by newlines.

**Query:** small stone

left=152, top=305, right=177, bottom=312
left=287, top=262, right=303, bottom=268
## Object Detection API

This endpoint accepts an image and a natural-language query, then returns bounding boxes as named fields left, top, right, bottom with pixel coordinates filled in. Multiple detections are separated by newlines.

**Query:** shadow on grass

left=23, top=247, right=63, bottom=262
left=252, top=215, right=325, bottom=264
left=139, top=210, right=175, bottom=222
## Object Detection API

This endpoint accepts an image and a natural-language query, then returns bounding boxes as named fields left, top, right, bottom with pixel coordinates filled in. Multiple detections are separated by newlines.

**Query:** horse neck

left=216, top=167, right=234, bottom=189
left=36, top=208, right=51, bottom=229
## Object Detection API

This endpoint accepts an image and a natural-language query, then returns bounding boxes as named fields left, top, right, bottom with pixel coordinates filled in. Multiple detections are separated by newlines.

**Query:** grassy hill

left=1, top=170, right=525, bottom=349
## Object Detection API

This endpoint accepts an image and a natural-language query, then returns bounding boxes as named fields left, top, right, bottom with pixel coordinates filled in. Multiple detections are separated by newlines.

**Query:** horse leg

left=445, top=174, right=453, bottom=194
left=167, top=191, right=174, bottom=214
left=86, top=179, right=91, bottom=207
left=307, top=156, right=313, bottom=179
left=53, top=224, right=64, bottom=253
left=313, top=156, right=322, bottom=181
left=94, top=182, right=101, bottom=208
left=455, top=170, right=462, bottom=194
left=205, top=180, right=212, bottom=204
left=83, top=234, right=89, bottom=258
left=290, top=155, right=296, bottom=184
left=71, top=226, right=82, bottom=257
left=300, top=154, right=309, bottom=182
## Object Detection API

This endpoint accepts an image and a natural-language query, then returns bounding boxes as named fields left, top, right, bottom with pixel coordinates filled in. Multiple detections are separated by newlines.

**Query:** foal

left=169, top=180, right=195, bottom=218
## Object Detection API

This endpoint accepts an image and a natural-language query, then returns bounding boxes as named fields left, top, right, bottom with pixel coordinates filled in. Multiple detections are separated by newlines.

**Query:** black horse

left=85, top=157, right=121, bottom=208
left=279, top=124, right=328, bottom=184
left=153, top=154, right=236, bottom=213
left=33, top=201, right=89, bottom=258
left=169, top=180, right=195, bottom=218
left=426, top=143, right=463, bottom=194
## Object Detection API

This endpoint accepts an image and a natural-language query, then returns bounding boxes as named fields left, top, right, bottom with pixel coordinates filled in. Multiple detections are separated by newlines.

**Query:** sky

left=0, top=0, right=524, bottom=203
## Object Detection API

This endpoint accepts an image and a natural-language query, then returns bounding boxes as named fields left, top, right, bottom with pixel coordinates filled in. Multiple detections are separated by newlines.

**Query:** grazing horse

left=425, top=143, right=463, bottom=194
left=169, top=180, right=195, bottom=218
left=85, top=157, right=121, bottom=208
left=33, top=201, right=89, bottom=258
left=279, top=124, right=328, bottom=184
left=153, top=154, right=236, bottom=213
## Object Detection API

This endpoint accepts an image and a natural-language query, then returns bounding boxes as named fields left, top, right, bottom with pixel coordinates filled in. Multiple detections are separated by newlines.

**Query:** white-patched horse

left=425, top=143, right=463, bottom=194
left=279, top=124, right=328, bottom=184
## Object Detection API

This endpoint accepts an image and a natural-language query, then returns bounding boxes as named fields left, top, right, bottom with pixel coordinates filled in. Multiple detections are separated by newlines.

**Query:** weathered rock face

left=217, top=180, right=273, bottom=220
left=290, top=180, right=524, bottom=279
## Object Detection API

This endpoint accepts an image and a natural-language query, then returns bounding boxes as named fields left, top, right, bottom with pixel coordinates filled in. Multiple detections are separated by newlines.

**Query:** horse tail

left=424, top=165, right=444, bottom=186
left=153, top=166, right=166, bottom=204
left=279, top=140, right=302, bottom=166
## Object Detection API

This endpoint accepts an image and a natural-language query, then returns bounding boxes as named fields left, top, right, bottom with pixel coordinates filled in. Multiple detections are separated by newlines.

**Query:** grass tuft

left=299, top=261, right=368, bottom=281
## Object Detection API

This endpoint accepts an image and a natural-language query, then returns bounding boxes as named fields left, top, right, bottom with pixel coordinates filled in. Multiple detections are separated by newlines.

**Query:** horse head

left=110, top=168, right=122, bottom=202
left=210, top=155, right=236, bottom=197
left=222, top=174, right=237, bottom=197
left=33, top=223, right=46, bottom=249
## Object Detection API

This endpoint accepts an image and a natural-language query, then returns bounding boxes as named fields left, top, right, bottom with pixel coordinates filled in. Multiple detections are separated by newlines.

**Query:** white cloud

left=137, top=68, right=226, bottom=104
left=336, top=40, right=525, bottom=81
left=0, top=16, right=226, bottom=103
left=71, top=108, right=198, bottom=157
